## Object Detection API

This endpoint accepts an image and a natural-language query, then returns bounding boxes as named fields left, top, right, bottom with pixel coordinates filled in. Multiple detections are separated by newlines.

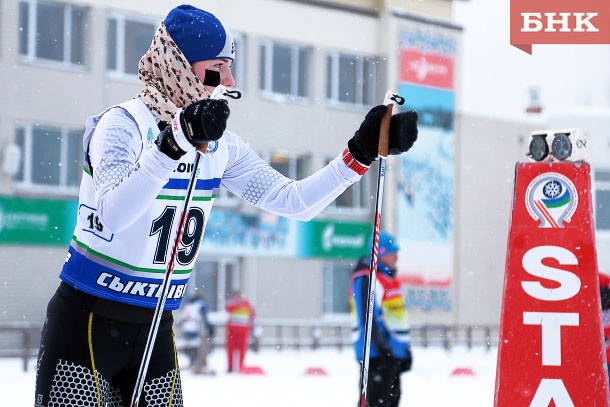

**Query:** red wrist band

left=342, top=148, right=369, bottom=175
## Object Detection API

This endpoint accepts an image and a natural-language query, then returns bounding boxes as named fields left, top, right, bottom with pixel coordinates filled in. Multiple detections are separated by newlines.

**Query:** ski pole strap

left=342, top=148, right=369, bottom=175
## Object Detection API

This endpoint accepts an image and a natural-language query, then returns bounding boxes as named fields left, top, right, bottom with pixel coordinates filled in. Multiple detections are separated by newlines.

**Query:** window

left=326, top=52, right=384, bottom=107
left=595, top=170, right=610, bottom=231
left=107, top=13, right=157, bottom=76
left=326, top=159, right=375, bottom=212
left=260, top=40, right=310, bottom=100
left=19, top=0, right=88, bottom=66
left=259, top=151, right=309, bottom=179
left=323, top=262, right=353, bottom=314
left=187, top=259, right=240, bottom=312
left=14, top=124, right=83, bottom=193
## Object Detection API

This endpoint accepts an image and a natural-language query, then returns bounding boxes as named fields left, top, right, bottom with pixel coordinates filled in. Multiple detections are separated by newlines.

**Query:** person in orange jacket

left=225, top=291, right=255, bottom=372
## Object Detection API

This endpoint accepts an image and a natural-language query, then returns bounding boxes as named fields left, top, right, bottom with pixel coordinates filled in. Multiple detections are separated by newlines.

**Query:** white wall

left=545, top=108, right=610, bottom=273
left=454, top=113, right=543, bottom=325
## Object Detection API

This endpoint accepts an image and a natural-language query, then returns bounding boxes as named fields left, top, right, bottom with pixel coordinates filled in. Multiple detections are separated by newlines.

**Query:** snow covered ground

left=1, top=345, right=497, bottom=406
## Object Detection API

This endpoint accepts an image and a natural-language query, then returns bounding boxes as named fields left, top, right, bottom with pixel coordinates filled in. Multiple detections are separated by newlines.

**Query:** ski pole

left=357, top=90, right=405, bottom=407
left=130, top=85, right=239, bottom=406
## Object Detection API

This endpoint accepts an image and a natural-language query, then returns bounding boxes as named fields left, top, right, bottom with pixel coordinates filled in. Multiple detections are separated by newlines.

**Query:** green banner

left=298, top=220, right=372, bottom=260
left=0, top=196, right=372, bottom=261
left=0, top=196, right=77, bottom=245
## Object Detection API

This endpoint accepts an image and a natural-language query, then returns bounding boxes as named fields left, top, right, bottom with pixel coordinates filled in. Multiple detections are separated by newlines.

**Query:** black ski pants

left=366, top=356, right=403, bottom=407
left=35, top=283, right=183, bottom=407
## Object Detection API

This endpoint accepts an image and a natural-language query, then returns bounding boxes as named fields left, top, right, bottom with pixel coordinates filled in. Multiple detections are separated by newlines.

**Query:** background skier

left=350, top=231, right=413, bottom=406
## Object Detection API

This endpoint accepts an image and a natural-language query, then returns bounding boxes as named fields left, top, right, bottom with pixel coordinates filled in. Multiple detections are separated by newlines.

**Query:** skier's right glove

left=347, top=105, right=419, bottom=166
left=156, top=98, right=230, bottom=160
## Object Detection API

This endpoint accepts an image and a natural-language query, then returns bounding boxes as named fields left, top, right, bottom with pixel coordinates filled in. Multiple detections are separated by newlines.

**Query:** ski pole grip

left=378, top=90, right=405, bottom=158
left=378, top=104, right=392, bottom=158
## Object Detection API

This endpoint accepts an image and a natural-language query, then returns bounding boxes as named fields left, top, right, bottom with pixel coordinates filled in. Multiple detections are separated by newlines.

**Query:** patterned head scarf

left=138, top=22, right=209, bottom=122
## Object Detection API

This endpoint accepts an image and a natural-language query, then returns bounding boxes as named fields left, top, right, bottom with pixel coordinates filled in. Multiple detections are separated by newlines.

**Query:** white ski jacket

left=60, top=97, right=365, bottom=309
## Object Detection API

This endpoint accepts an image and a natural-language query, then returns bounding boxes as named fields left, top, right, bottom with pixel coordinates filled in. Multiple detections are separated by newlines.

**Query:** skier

left=180, top=294, right=215, bottom=374
left=180, top=296, right=203, bottom=364
left=225, top=292, right=256, bottom=373
left=350, top=231, right=413, bottom=407
left=34, top=4, right=419, bottom=406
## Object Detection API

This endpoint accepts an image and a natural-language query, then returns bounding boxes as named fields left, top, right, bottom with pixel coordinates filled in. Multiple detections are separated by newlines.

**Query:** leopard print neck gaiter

left=138, top=22, right=210, bottom=122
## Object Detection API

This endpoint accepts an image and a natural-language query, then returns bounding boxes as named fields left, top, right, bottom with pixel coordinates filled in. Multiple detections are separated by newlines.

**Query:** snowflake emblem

left=543, top=180, right=562, bottom=198
left=146, top=128, right=155, bottom=149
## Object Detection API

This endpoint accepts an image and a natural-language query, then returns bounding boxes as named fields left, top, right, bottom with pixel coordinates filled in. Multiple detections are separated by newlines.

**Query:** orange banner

left=510, top=0, right=610, bottom=54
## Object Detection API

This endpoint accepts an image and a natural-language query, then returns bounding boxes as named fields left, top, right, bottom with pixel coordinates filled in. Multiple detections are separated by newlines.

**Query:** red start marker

left=239, top=366, right=265, bottom=375
left=450, top=367, right=476, bottom=377
left=304, top=367, right=328, bottom=376
left=495, top=162, right=610, bottom=406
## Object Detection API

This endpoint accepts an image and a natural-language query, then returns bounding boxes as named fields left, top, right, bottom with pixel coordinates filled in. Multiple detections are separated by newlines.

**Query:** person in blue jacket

left=350, top=231, right=413, bottom=407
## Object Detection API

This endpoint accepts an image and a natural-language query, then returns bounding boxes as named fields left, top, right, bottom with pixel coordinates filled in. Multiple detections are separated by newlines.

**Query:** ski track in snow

left=2, top=346, right=496, bottom=406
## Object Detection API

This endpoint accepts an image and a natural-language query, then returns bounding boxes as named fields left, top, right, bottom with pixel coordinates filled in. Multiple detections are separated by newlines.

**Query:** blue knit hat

left=369, top=231, right=400, bottom=257
left=165, top=5, right=235, bottom=64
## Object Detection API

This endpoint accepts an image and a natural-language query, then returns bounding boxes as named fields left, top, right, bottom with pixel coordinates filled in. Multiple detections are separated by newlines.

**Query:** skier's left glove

left=347, top=105, right=419, bottom=166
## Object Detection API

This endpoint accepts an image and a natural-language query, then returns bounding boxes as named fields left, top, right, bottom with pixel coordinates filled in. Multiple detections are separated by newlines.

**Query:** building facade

left=5, top=0, right=608, bottom=345
left=1, top=0, right=609, bottom=348
left=0, top=0, right=465, bottom=335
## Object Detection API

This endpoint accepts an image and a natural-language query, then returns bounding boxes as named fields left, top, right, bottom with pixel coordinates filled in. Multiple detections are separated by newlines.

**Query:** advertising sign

left=400, top=48, right=454, bottom=90
left=297, top=220, right=372, bottom=260
left=495, top=162, right=609, bottom=406
left=0, top=196, right=77, bottom=245
left=396, top=25, right=457, bottom=311
left=201, top=209, right=371, bottom=260
left=0, top=195, right=371, bottom=261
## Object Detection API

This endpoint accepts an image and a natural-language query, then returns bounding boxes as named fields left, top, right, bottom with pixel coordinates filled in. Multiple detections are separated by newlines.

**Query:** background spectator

left=225, top=291, right=256, bottom=373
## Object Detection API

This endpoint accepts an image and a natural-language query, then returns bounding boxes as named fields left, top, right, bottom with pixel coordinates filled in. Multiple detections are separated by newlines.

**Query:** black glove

left=348, top=105, right=418, bottom=165
left=400, top=348, right=413, bottom=372
left=181, top=98, right=230, bottom=145
left=156, top=98, right=230, bottom=160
